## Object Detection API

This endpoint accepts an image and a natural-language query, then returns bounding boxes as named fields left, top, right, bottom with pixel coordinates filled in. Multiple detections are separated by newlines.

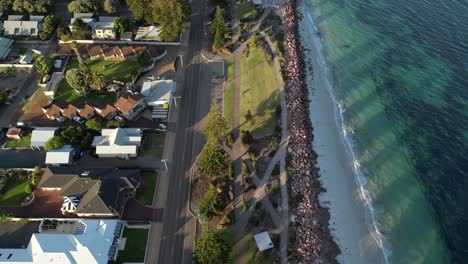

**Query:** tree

left=68, top=0, right=100, bottom=13
left=244, top=109, right=255, bottom=125
left=107, top=120, right=126, bottom=128
left=0, top=0, right=12, bottom=12
left=198, top=138, right=229, bottom=177
left=113, top=17, right=130, bottom=37
left=12, top=0, right=50, bottom=14
left=72, top=18, right=87, bottom=32
left=31, top=166, right=41, bottom=185
left=203, top=106, right=229, bottom=140
left=152, top=0, right=190, bottom=41
left=87, top=71, right=106, bottom=90
left=103, top=0, right=116, bottom=14
left=85, top=118, right=103, bottom=131
left=44, top=136, right=66, bottom=151
left=34, top=56, right=53, bottom=74
left=193, top=228, right=228, bottom=264
left=126, top=0, right=151, bottom=22
left=41, top=15, right=57, bottom=40
left=241, top=129, right=253, bottom=144
left=198, top=185, right=224, bottom=219
left=61, top=126, right=84, bottom=145
left=210, top=6, right=226, bottom=35
left=212, top=27, right=223, bottom=50
left=66, top=68, right=87, bottom=92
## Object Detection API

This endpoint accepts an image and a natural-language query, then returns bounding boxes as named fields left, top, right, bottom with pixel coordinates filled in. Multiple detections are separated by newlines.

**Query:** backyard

left=224, top=56, right=235, bottom=126
left=53, top=79, right=116, bottom=105
left=135, top=171, right=158, bottom=206
left=142, top=133, right=165, bottom=159
left=240, top=47, right=279, bottom=138
left=0, top=176, right=32, bottom=206
left=4, top=134, right=31, bottom=149
left=114, top=228, right=149, bottom=264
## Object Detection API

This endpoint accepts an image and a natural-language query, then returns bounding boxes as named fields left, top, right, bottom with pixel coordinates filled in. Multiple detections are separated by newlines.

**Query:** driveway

left=0, top=189, right=64, bottom=218
left=121, top=198, right=163, bottom=221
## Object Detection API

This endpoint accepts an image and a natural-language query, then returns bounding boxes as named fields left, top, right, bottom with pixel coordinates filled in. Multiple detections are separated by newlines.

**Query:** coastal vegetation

left=193, top=227, right=229, bottom=264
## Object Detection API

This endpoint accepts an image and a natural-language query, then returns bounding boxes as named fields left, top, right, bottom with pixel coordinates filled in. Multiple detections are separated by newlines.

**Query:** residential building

left=0, top=37, right=13, bottom=61
left=135, top=26, right=162, bottom=41
left=6, top=127, right=22, bottom=139
left=141, top=79, right=175, bottom=120
left=0, top=219, right=124, bottom=263
left=3, top=15, right=43, bottom=37
left=31, top=127, right=58, bottom=148
left=37, top=167, right=140, bottom=217
left=61, top=104, right=79, bottom=119
left=45, top=145, right=75, bottom=166
left=92, top=128, right=142, bottom=159
left=97, top=104, right=118, bottom=120
left=114, top=94, right=146, bottom=120
left=79, top=104, right=96, bottom=119
left=70, top=14, right=116, bottom=39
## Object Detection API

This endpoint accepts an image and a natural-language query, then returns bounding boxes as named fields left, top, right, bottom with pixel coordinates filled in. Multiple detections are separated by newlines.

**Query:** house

left=97, top=104, right=117, bottom=120
left=87, top=45, right=104, bottom=60
left=0, top=219, right=124, bottom=263
left=101, top=45, right=119, bottom=60
left=79, top=104, right=96, bottom=119
left=6, top=127, right=22, bottom=139
left=135, top=26, right=162, bottom=41
left=120, top=45, right=137, bottom=59
left=45, top=145, right=75, bottom=166
left=121, top=32, right=133, bottom=41
left=61, top=104, right=79, bottom=119
left=141, top=79, right=175, bottom=120
left=114, top=94, right=146, bottom=120
left=0, top=37, right=13, bottom=61
left=37, top=167, right=140, bottom=217
left=30, top=127, right=58, bottom=148
left=42, top=103, right=68, bottom=122
left=3, top=15, right=43, bottom=36
left=88, top=16, right=116, bottom=39
left=92, top=128, right=142, bottom=159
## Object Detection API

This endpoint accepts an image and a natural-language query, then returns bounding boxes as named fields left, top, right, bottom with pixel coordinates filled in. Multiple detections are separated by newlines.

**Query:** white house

left=135, top=26, right=162, bottom=41
left=45, top=145, right=75, bottom=166
left=70, top=14, right=116, bottom=39
left=0, top=219, right=124, bottom=263
left=31, top=127, right=58, bottom=148
left=3, top=15, right=43, bottom=37
left=141, top=79, right=175, bottom=120
left=92, top=128, right=142, bottom=159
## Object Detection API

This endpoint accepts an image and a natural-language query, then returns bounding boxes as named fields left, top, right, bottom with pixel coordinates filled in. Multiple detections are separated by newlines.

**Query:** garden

left=113, top=228, right=149, bottom=264
left=0, top=168, right=41, bottom=206
left=135, top=171, right=158, bottom=206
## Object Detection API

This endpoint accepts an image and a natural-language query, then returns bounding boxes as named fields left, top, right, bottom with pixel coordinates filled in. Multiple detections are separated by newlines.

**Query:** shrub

left=24, top=182, right=34, bottom=194
left=198, top=185, right=225, bottom=219
left=193, top=228, right=228, bottom=264
left=241, top=130, right=253, bottom=144
left=44, top=136, right=66, bottom=151
left=34, top=55, right=53, bottom=74
left=85, top=118, right=103, bottom=131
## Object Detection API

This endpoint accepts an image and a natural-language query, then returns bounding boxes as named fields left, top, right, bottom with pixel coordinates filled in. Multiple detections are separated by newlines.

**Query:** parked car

left=20, top=95, right=28, bottom=103
left=114, top=115, right=124, bottom=122
left=73, top=116, right=85, bottom=124
left=4, top=98, right=13, bottom=104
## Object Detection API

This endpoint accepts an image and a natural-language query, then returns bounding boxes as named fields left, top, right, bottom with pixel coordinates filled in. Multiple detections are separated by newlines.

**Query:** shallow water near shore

left=302, top=0, right=467, bottom=263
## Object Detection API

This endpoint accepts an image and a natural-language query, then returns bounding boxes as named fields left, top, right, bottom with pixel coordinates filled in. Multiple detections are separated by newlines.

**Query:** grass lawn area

left=237, top=1, right=258, bottom=21
left=135, top=171, right=158, bottom=206
left=218, top=228, right=236, bottom=264
left=0, top=177, right=31, bottom=206
left=142, top=133, right=165, bottom=159
left=115, top=228, right=149, bottom=264
left=66, top=59, right=142, bottom=83
left=5, top=134, right=31, bottom=148
left=224, top=56, right=235, bottom=126
left=53, top=79, right=116, bottom=105
left=218, top=228, right=272, bottom=264
left=240, top=47, right=279, bottom=138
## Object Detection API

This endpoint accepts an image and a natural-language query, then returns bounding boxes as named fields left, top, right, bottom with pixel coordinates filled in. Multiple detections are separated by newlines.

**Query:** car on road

left=73, top=116, right=85, bottom=124
left=4, top=98, right=13, bottom=104
left=20, top=95, right=28, bottom=103
left=114, top=115, right=124, bottom=122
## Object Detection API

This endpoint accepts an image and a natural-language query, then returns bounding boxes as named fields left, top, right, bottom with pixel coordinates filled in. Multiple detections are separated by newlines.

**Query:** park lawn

left=115, top=228, right=149, bottom=264
left=53, top=79, right=116, bottom=105
left=142, top=133, right=165, bottom=159
left=240, top=47, right=279, bottom=138
left=0, top=177, right=31, bottom=206
left=237, top=1, right=258, bottom=21
left=136, top=171, right=158, bottom=206
left=85, top=60, right=141, bottom=83
left=5, top=134, right=31, bottom=148
left=218, top=228, right=236, bottom=264
left=224, top=56, right=235, bottom=126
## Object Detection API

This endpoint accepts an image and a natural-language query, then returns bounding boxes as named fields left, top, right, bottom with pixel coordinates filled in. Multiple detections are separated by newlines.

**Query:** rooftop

left=31, top=127, right=58, bottom=147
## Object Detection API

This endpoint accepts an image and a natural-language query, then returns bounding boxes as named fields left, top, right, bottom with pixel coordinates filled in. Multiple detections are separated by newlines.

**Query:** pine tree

left=198, top=138, right=229, bottom=177
left=212, top=27, right=223, bottom=50
left=193, top=228, right=228, bottom=264
left=198, top=185, right=225, bottom=219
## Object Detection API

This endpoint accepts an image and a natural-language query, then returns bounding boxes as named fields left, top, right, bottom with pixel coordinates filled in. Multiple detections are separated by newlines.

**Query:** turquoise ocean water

left=304, top=0, right=468, bottom=263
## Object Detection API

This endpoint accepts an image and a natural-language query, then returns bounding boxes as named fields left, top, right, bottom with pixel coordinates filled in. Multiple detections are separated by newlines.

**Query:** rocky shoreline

left=282, top=0, right=341, bottom=263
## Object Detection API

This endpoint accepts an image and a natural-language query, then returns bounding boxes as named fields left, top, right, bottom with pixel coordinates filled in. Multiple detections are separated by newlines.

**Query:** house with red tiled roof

left=87, top=45, right=104, bottom=60
left=114, top=94, right=146, bottom=120
left=6, top=127, right=22, bottom=139
left=120, top=46, right=136, bottom=59
left=96, top=105, right=117, bottom=120
left=79, top=104, right=96, bottom=119
left=61, top=104, right=79, bottom=119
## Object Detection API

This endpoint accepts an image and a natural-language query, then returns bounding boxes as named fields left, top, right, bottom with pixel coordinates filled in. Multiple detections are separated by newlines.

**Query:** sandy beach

left=298, top=2, right=385, bottom=264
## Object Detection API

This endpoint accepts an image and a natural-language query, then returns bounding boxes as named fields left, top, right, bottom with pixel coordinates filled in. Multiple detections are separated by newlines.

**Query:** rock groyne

left=282, top=0, right=340, bottom=263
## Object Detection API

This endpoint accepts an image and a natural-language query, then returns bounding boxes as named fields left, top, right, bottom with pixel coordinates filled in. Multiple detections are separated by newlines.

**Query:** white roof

left=0, top=219, right=120, bottom=264
left=141, top=80, right=175, bottom=105
left=88, top=21, right=114, bottom=30
left=74, top=13, right=93, bottom=19
left=31, top=127, right=58, bottom=147
left=94, top=128, right=142, bottom=155
left=135, top=26, right=162, bottom=41
left=3, top=20, right=40, bottom=36
left=253, top=231, right=274, bottom=251
left=45, top=145, right=74, bottom=165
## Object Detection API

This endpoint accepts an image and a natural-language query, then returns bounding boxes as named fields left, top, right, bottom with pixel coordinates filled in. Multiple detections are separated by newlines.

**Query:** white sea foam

left=305, top=9, right=391, bottom=263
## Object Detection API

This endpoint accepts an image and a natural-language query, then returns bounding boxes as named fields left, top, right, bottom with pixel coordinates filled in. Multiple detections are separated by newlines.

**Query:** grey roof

left=7, top=15, right=23, bottom=21
left=0, top=37, right=13, bottom=60
left=39, top=167, right=140, bottom=216
left=31, top=127, right=58, bottom=147
left=99, top=16, right=116, bottom=22
left=141, top=80, right=175, bottom=104
left=29, top=15, right=44, bottom=22
left=73, top=13, right=93, bottom=19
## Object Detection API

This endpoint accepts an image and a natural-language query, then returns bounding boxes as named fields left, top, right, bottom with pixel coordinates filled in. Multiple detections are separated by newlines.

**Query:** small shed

left=253, top=231, right=274, bottom=252
left=31, top=127, right=58, bottom=148
left=6, top=127, right=22, bottom=139
left=45, top=145, right=74, bottom=166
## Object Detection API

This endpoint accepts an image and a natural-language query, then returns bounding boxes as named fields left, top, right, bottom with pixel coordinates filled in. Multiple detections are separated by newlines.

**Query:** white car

left=73, top=116, right=85, bottom=124
left=114, top=115, right=124, bottom=122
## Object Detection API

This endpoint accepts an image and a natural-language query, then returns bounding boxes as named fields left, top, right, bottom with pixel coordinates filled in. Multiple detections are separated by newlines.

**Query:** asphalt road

left=145, top=0, right=214, bottom=263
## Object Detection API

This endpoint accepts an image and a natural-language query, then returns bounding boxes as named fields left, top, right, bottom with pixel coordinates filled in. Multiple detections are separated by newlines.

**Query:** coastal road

left=144, top=0, right=213, bottom=263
